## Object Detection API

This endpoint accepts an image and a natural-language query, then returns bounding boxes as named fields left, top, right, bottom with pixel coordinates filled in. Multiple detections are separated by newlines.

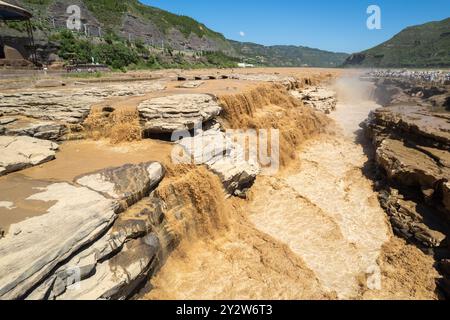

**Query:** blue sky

left=142, top=0, right=450, bottom=53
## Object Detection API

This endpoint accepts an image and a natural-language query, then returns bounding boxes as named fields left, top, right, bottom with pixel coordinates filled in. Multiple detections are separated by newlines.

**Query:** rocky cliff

left=364, top=77, right=450, bottom=298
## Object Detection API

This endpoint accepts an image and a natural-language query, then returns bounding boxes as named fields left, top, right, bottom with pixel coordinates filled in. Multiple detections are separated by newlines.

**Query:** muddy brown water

left=0, top=72, right=439, bottom=300
left=145, top=76, right=438, bottom=300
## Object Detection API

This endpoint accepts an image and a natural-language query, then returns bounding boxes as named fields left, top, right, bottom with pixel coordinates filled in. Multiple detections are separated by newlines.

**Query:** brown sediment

left=218, top=84, right=331, bottom=167
left=145, top=166, right=332, bottom=300
left=0, top=175, right=56, bottom=233
left=21, top=139, right=173, bottom=182
left=362, top=238, right=439, bottom=300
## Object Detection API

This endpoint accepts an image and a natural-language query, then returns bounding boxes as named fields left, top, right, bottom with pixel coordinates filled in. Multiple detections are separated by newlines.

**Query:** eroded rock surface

left=0, top=162, right=169, bottom=300
left=0, top=117, right=67, bottom=141
left=177, top=81, right=205, bottom=88
left=138, top=94, right=222, bottom=133
left=0, top=81, right=166, bottom=138
left=0, top=136, right=59, bottom=176
left=0, top=183, right=119, bottom=299
left=76, top=162, right=165, bottom=207
left=291, top=87, right=337, bottom=114
left=229, top=73, right=299, bottom=90
left=176, top=127, right=260, bottom=195
left=364, top=104, right=450, bottom=297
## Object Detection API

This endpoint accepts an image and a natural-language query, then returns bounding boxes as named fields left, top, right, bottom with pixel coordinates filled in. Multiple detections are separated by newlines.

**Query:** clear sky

left=142, top=0, right=450, bottom=53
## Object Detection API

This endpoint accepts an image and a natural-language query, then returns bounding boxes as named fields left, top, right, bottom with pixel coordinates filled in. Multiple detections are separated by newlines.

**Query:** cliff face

left=5, top=0, right=234, bottom=52
left=364, top=78, right=450, bottom=298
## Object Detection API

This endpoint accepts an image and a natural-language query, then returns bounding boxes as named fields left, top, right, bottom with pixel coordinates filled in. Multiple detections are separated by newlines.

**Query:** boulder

left=177, top=127, right=260, bottom=194
left=138, top=94, right=222, bottom=133
left=0, top=136, right=59, bottom=176
left=0, top=162, right=169, bottom=300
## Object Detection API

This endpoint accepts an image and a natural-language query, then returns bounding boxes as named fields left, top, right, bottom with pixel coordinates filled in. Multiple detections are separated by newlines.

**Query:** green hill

left=231, top=41, right=349, bottom=67
left=7, top=0, right=234, bottom=52
left=344, top=17, right=450, bottom=68
left=4, top=0, right=349, bottom=68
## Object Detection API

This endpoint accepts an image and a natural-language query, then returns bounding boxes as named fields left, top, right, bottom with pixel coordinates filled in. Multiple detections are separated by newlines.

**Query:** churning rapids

left=0, top=70, right=439, bottom=300
left=144, top=77, right=438, bottom=300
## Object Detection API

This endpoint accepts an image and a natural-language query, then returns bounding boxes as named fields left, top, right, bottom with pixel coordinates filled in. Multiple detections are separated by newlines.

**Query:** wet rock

left=138, top=94, right=222, bottom=133
left=177, top=128, right=260, bottom=194
left=291, top=87, right=337, bottom=114
left=0, top=136, right=59, bottom=176
left=75, top=162, right=165, bottom=208
left=0, top=183, right=119, bottom=300
left=0, top=117, right=67, bottom=141
left=1, top=161, right=170, bottom=300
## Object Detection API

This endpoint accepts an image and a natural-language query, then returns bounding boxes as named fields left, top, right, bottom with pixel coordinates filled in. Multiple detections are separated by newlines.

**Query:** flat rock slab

left=0, top=182, right=119, bottom=299
left=0, top=162, right=166, bottom=300
left=0, top=117, right=66, bottom=141
left=138, top=94, right=222, bottom=133
left=75, top=162, right=165, bottom=207
left=370, top=106, right=450, bottom=149
left=0, top=136, right=59, bottom=176
left=229, top=73, right=298, bottom=89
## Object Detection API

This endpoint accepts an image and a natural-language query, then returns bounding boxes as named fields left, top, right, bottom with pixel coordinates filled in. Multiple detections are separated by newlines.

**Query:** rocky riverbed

left=363, top=74, right=450, bottom=298
left=0, top=68, right=445, bottom=300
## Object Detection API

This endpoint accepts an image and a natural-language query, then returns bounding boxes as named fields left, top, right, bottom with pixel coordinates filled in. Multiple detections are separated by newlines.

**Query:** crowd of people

left=364, top=69, right=450, bottom=85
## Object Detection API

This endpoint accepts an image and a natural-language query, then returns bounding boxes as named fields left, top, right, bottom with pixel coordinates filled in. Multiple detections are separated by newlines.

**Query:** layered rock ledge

left=364, top=104, right=450, bottom=297
left=138, top=94, right=222, bottom=134
left=291, top=87, right=337, bottom=114
left=0, top=162, right=167, bottom=300
left=176, top=126, right=260, bottom=196
left=0, top=136, right=59, bottom=177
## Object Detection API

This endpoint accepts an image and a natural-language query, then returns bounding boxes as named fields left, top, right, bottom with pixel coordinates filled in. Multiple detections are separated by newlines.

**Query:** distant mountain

left=344, top=17, right=450, bottom=68
left=5, top=0, right=349, bottom=67
left=231, top=41, right=349, bottom=67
